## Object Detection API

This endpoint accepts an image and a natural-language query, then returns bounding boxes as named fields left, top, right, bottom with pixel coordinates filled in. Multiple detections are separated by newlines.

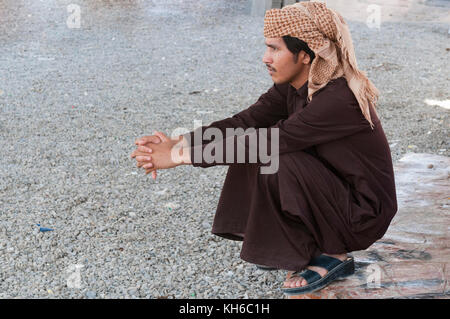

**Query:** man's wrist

left=181, top=148, right=192, bottom=165
left=173, top=135, right=192, bottom=165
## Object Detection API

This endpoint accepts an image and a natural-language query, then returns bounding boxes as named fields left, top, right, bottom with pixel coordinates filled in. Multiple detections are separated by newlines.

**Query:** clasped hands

left=130, top=131, right=191, bottom=180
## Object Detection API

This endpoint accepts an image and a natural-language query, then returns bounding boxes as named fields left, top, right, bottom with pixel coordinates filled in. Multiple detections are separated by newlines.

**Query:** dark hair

left=282, top=35, right=315, bottom=64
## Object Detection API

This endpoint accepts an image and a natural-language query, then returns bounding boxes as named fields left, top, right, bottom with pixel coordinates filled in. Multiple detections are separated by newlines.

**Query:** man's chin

left=271, top=77, right=288, bottom=85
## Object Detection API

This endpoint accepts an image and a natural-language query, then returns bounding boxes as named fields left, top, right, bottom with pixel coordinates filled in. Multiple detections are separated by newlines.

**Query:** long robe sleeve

left=188, top=79, right=372, bottom=167
left=182, top=82, right=289, bottom=150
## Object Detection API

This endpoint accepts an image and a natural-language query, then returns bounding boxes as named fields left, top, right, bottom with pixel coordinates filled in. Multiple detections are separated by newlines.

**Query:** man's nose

left=262, top=50, right=272, bottom=65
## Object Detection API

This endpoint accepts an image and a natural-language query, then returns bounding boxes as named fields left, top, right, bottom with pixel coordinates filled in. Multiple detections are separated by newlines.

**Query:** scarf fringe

left=331, top=10, right=379, bottom=129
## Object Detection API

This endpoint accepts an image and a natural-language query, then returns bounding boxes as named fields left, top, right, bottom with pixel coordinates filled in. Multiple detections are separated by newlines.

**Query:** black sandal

left=281, top=255, right=355, bottom=295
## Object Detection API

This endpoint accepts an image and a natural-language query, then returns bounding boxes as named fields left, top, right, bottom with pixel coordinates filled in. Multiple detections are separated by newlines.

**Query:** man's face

left=262, top=37, right=309, bottom=86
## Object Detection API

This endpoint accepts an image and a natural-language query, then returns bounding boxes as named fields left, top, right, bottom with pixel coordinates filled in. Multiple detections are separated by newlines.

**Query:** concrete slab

left=287, top=153, right=450, bottom=299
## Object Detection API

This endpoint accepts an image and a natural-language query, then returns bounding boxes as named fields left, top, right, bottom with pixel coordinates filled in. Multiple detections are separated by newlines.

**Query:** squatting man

left=130, top=2, right=397, bottom=295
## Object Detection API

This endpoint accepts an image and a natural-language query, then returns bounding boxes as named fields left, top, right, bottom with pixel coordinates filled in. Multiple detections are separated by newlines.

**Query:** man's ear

left=302, top=51, right=311, bottom=64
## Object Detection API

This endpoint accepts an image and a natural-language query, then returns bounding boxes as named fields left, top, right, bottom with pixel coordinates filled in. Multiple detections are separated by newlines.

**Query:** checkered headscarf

left=264, top=1, right=379, bottom=129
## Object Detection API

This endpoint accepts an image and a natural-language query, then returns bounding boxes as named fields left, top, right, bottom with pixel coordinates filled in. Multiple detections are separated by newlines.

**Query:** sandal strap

left=308, top=255, right=344, bottom=271
left=292, top=269, right=322, bottom=285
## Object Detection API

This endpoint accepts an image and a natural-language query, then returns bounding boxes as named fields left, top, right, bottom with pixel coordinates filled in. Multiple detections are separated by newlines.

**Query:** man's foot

left=283, top=253, right=348, bottom=288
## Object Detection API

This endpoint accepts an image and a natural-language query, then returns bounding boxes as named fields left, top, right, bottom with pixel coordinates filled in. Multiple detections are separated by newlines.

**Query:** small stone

left=86, top=291, right=96, bottom=299
left=155, top=188, right=167, bottom=195
left=427, top=164, right=434, bottom=169
left=202, top=221, right=210, bottom=229
left=128, top=287, right=138, bottom=295
left=212, top=285, right=220, bottom=292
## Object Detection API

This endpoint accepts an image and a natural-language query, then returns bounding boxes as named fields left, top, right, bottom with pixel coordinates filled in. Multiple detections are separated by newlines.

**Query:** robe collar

left=290, top=80, right=308, bottom=98
left=296, top=81, right=308, bottom=97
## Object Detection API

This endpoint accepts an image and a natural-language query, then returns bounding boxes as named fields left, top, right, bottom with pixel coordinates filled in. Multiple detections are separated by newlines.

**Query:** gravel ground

left=0, top=0, right=448, bottom=298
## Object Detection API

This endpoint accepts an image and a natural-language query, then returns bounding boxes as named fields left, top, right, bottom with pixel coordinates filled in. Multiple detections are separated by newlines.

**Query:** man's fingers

left=142, top=163, right=153, bottom=169
left=154, top=131, right=169, bottom=142
left=130, top=149, right=149, bottom=159
left=145, top=167, right=157, bottom=174
left=152, top=171, right=157, bottom=180
left=137, top=145, right=152, bottom=153
left=138, top=163, right=154, bottom=168
left=135, top=135, right=162, bottom=145
left=137, top=162, right=153, bottom=169
left=135, top=155, right=152, bottom=162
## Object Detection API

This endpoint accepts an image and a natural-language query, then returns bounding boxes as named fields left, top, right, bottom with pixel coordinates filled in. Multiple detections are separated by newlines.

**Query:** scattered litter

left=154, top=188, right=167, bottom=195
left=196, top=110, right=213, bottom=114
left=38, top=57, right=55, bottom=61
left=424, top=99, right=450, bottom=110
left=39, top=227, right=54, bottom=232
left=36, top=224, right=54, bottom=232
left=164, top=202, right=180, bottom=210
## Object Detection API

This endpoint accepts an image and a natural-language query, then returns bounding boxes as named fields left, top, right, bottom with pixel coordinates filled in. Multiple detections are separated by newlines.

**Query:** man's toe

left=284, top=272, right=313, bottom=288
left=291, top=277, right=304, bottom=288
